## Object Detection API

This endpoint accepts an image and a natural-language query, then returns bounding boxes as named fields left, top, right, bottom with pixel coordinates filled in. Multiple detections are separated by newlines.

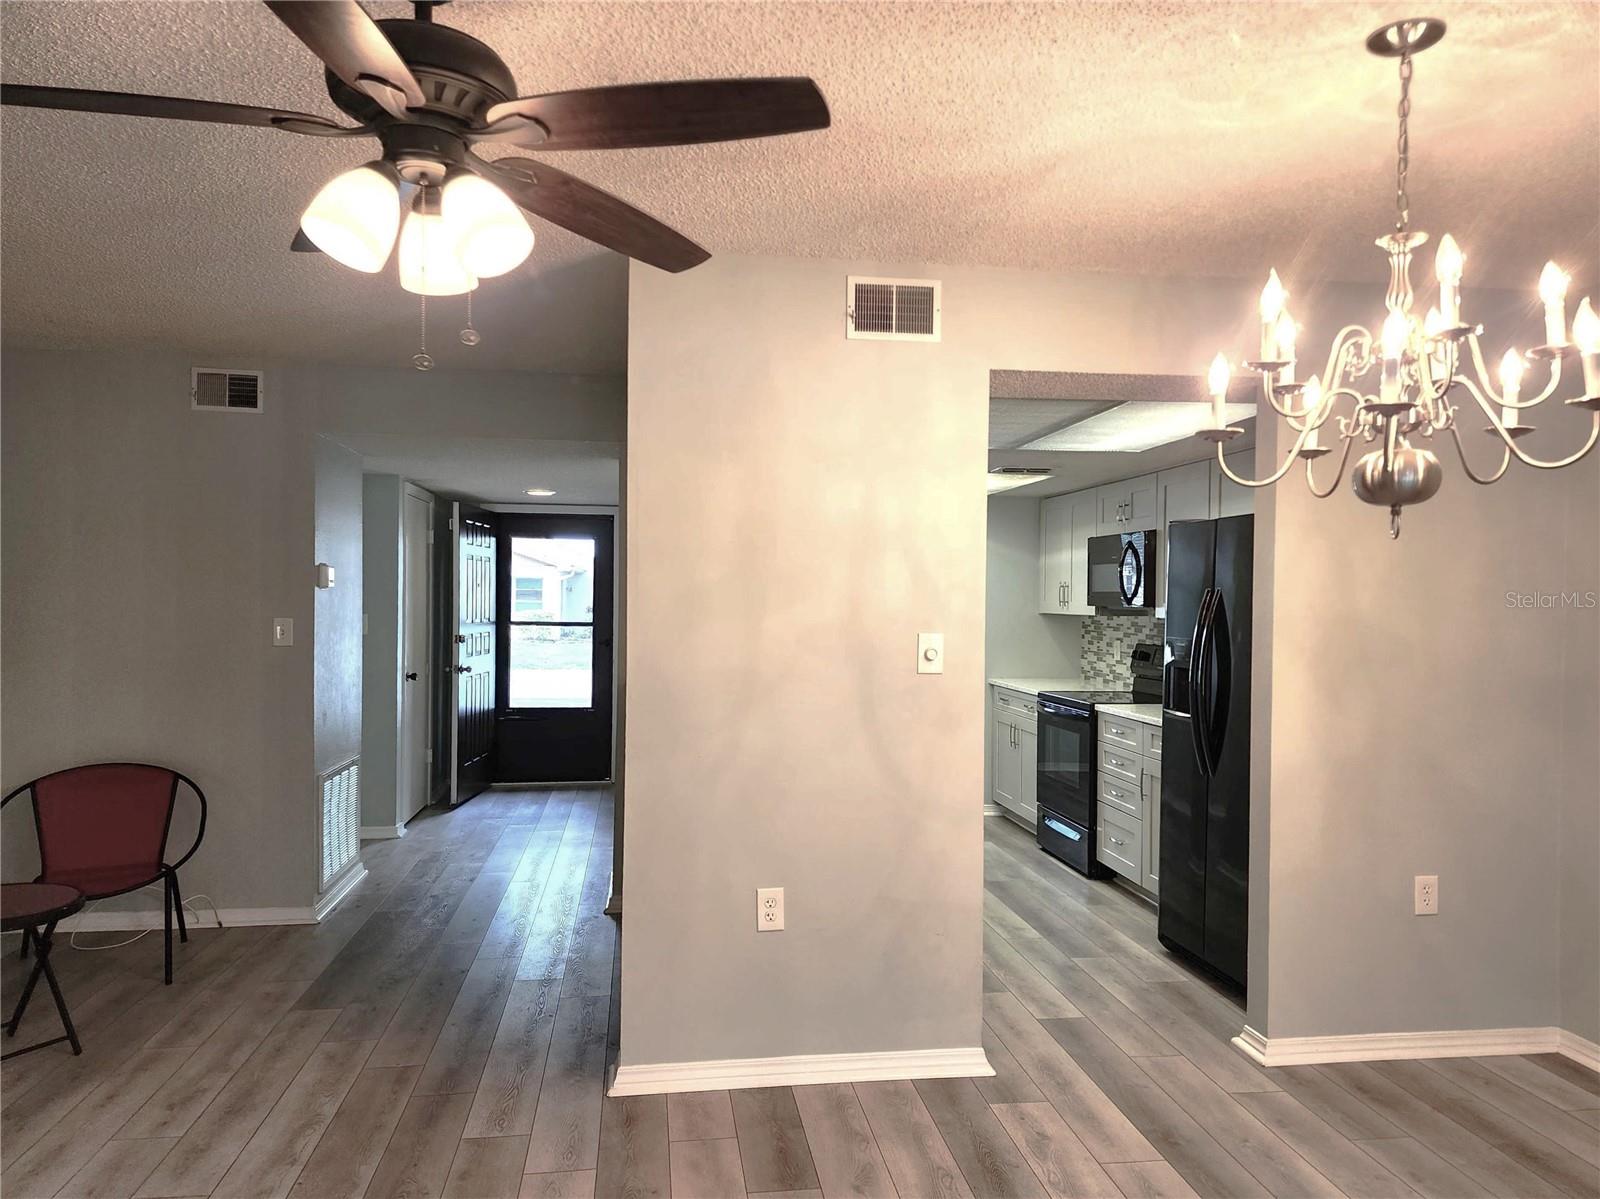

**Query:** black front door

left=494, top=513, right=615, bottom=782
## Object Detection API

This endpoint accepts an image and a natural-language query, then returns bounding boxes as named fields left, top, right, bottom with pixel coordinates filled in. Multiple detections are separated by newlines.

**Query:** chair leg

left=169, top=870, right=189, bottom=943
left=6, top=924, right=51, bottom=1036
left=163, top=875, right=174, bottom=985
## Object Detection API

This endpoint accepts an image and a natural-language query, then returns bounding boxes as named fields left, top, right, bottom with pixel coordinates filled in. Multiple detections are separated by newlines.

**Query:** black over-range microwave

left=1087, top=529, right=1157, bottom=610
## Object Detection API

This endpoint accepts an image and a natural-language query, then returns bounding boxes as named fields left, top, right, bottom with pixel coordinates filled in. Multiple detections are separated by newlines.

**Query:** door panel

left=1039, top=495, right=1070, bottom=614
left=451, top=503, right=497, bottom=804
left=1158, top=710, right=1206, bottom=960
left=1205, top=515, right=1253, bottom=986
left=1065, top=491, right=1097, bottom=615
left=993, top=717, right=1021, bottom=815
left=400, top=491, right=432, bottom=822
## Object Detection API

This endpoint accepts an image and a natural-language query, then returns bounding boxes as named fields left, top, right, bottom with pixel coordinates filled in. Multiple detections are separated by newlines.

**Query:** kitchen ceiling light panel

left=1022, top=401, right=1256, bottom=452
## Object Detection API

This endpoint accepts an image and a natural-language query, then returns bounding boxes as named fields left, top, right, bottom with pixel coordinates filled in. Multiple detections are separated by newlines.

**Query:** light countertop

left=1097, top=702, right=1163, bottom=726
left=989, top=677, right=1092, bottom=697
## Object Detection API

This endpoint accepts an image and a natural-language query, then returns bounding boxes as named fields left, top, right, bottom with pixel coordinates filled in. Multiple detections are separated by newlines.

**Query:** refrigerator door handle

left=1205, top=590, right=1233, bottom=768
left=1188, top=588, right=1216, bottom=778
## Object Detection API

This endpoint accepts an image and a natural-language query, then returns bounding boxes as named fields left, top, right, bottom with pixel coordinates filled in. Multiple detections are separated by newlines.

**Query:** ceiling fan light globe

left=398, top=210, right=477, bottom=297
left=442, top=173, right=534, bottom=278
left=300, top=165, right=400, bottom=273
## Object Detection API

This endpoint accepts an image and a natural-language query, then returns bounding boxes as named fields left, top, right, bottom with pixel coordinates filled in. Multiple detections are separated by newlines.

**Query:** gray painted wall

left=2, top=349, right=318, bottom=911
left=313, top=437, right=362, bottom=790
left=361, top=474, right=403, bottom=830
left=1559, top=459, right=1600, bottom=1044
left=1249, top=290, right=1598, bottom=1040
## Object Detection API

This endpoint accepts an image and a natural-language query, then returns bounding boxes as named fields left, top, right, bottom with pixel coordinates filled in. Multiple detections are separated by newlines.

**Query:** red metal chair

left=2, top=763, right=207, bottom=984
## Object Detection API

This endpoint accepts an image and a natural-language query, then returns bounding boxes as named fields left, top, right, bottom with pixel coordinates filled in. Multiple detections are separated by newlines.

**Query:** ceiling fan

left=1, top=0, right=831, bottom=291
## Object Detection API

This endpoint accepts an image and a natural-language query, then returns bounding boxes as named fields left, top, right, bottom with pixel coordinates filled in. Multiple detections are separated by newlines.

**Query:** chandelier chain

left=1395, top=48, right=1413, bottom=233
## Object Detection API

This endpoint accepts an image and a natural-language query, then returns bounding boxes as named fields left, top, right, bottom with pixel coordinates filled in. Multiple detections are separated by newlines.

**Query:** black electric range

left=1034, top=643, right=1162, bottom=876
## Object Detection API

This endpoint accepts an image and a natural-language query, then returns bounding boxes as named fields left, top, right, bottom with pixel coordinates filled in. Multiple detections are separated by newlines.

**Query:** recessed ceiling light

left=1021, top=401, right=1255, bottom=453
left=524, top=487, right=556, bottom=497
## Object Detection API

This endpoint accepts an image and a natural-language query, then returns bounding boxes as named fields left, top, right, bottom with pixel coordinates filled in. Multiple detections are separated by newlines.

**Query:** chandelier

left=1202, top=17, right=1600, bottom=538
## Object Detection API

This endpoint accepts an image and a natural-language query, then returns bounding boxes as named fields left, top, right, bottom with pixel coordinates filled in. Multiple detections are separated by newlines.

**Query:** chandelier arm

left=1261, top=370, right=1302, bottom=419
left=1462, top=333, right=1562, bottom=410
left=1214, top=422, right=1312, bottom=489
left=1321, top=326, right=1375, bottom=396
left=1304, top=433, right=1357, bottom=498
left=1445, top=422, right=1512, bottom=485
left=1505, top=412, right=1600, bottom=469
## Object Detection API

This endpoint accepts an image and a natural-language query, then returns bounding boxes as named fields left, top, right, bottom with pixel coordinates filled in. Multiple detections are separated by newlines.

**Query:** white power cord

left=68, top=885, right=223, bottom=951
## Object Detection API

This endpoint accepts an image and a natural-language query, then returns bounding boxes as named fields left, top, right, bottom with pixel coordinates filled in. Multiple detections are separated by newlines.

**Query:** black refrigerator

left=1159, top=515, right=1252, bottom=991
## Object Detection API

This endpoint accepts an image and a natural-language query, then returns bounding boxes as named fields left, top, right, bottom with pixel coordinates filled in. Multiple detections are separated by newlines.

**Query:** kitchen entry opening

left=496, top=512, right=615, bottom=782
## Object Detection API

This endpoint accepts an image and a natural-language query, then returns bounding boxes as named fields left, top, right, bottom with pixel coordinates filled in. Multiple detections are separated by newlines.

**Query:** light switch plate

left=272, top=617, right=294, bottom=647
left=917, top=632, right=944, bottom=674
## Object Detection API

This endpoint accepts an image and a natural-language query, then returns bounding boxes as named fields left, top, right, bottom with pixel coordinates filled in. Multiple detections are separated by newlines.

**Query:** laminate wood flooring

left=4, top=797, right=1595, bottom=1198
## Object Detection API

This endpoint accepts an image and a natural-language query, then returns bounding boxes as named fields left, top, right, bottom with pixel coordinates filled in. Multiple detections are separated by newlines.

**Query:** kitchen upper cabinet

left=1216, top=450, right=1255, bottom=518
left=1097, top=473, right=1158, bottom=535
left=1038, top=490, right=1096, bottom=616
left=1156, top=460, right=1213, bottom=609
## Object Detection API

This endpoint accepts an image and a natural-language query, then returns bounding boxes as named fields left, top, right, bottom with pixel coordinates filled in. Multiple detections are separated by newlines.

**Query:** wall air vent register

left=191, top=367, right=263, bottom=412
left=846, top=276, right=941, bottom=341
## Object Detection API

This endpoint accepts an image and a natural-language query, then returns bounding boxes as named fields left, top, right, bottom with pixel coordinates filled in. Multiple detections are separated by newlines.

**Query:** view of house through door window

left=509, top=536, right=596, bottom=708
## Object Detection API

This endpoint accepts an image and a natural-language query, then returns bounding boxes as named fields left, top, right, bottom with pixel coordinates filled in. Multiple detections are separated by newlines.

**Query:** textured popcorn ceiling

left=2, top=1, right=1595, bottom=374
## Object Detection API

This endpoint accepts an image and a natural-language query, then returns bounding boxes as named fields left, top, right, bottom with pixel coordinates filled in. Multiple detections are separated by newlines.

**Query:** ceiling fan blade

left=481, top=156, right=710, bottom=273
left=263, top=0, right=424, bottom=119
left=477, top=78, right=830, bottom=151
left=1, top=84, right=350, bottom=132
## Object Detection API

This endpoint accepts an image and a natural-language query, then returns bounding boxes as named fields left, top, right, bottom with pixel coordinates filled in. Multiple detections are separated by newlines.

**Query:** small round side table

left=3, top=882, right=85, bottom=1060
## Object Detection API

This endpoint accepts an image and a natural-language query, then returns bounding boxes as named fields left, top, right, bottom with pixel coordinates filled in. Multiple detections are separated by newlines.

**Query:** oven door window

left=1038, top=714, right=1093, bottom=813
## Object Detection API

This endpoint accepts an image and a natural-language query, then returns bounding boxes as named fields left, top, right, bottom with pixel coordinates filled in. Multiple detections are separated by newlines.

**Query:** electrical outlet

left=272, top=617, right=294, bottom=647
left=757, top=887, right=784, bottom=931
left=1414, top=874, right=1439, bottom=916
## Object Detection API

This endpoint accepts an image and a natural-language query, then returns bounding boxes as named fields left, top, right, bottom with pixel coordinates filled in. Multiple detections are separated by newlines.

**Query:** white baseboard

left=1559, top=1029, right=1600, bottom=1072
left=314, top=863, right=368, bottom=921
left=1233, top=1023, right=1600, bottom=1070
left=360, top=825, right=408, bottom=840
left=608, top=1046, right=992, bottom=1097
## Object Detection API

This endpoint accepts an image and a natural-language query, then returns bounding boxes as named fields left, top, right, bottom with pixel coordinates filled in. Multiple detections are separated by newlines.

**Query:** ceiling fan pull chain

left=413, top=295, right=434, bottom=371
left=460, top=291, right=481, bottom=346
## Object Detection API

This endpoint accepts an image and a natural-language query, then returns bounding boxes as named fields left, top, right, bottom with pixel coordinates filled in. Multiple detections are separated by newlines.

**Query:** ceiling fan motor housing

left=326, top=18, right=516, bottom=128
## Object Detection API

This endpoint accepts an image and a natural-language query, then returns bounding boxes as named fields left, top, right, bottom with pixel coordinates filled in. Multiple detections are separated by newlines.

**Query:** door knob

left=455, top=634, right=467, bottom=644
left=455, top=665, right=472, bottom=674
left=405, top=672, right=418, bottom=681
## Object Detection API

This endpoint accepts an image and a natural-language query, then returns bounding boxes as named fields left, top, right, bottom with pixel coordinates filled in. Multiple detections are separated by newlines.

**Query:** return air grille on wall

left=319, top=757, right=361, bottom=889
left=846, top=276, right=942, bottom=341
left=191, top=367, right=263, bottom=412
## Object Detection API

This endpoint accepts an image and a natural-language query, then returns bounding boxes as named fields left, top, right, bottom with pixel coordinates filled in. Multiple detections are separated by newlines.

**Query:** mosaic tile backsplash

left=1081, top=610, right=1164, bottom=687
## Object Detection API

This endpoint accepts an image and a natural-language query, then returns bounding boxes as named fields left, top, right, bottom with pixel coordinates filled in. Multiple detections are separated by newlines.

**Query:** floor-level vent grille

left=846, top=276, right=942, bottom=341
left=191, top=367, right=263, bottom=412
left=319, top=757, right=361, bottom=889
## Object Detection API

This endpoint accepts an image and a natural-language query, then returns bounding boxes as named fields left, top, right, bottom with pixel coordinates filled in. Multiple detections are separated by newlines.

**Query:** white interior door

left=400, top=490, right=433, bottom=823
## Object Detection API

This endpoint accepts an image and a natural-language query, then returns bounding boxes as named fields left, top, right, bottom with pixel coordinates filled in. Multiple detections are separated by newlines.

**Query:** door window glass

left=508, top=537, right=595, bottom=708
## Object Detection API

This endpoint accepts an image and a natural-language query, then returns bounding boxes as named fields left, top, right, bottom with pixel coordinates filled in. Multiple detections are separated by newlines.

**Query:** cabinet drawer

left=1140, top=723, right=1162, bottom=760
left=1098, top=712, right=1140, bottom=753
left=1098, top=772, right=1141, bottom=818
left=1096, top=803, right=1142, bottom=883
left=993, top=689, right=1039, bottom=720
left=1099, top=742, right=1141, bottom=785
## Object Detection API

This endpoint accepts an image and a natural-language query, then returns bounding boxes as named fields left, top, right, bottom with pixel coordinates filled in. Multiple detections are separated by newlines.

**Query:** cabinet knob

left=405, top=671, right=418, bottom=681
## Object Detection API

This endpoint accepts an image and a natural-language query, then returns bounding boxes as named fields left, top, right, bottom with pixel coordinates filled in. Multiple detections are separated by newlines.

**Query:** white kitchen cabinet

left=1096, top=473, right=1159, bottom=535
left=1143, top=762, right=1162, bottom=894
left=1216, top=450, right=1255, bottom=517
left=992, top=713, right=1023, bottom=817
left=1038, top=493, right=1071, bottom=614
left=1157, top=459, right=1213, bottom=610
left=1018, top=726, right=1038, bottom=821
left=1038, top=489, right=1096, bottom=616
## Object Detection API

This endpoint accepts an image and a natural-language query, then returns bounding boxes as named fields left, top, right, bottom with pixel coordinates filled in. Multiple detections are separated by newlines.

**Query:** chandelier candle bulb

left=1274, top=312, right=1298, bottom=382
left=1208, top=353, right=1231, bottom=427
left=1380, top=310, right=1409, bottom=404
left=1573, top=297, right=1600, bottom=396
left=1260, top=270, right=1287, bottom=359
left=1499, top=349, right=1525, bottom=425
left=1435, top=233, right=1463, bottom=325
left=1302, top=375, right=1324, bottom=451
left=1538, top=262, right=1570, bottom=346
